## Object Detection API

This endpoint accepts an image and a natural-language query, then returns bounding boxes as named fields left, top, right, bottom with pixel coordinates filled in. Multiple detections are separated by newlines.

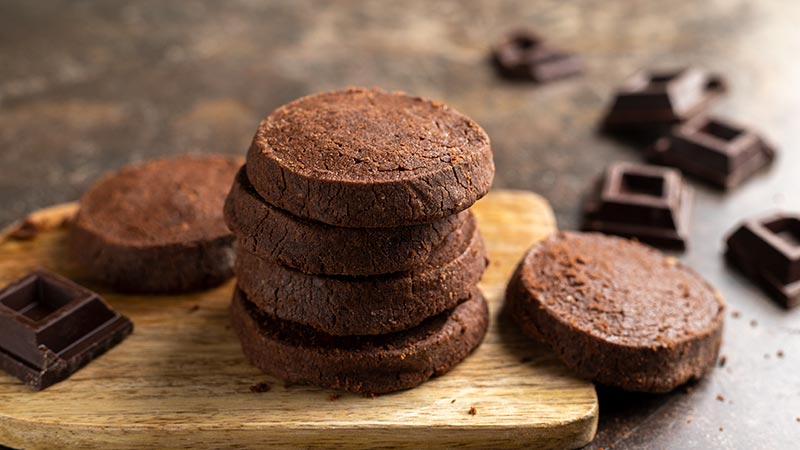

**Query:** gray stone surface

left=1, top=1, right=799, bottom=448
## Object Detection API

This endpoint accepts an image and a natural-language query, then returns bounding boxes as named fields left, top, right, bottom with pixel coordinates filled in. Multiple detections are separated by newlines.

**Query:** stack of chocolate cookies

left=224, top=88, right=495, bottom=394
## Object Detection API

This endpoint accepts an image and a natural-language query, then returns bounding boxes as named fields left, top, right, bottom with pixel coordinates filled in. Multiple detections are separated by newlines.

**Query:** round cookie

left=71, top=154, right=243, bottom=293
left=235, top=214, right=487, bottom=335
left=246, top=87, right=494, bottom=228
left=230, top=286, right=489, bottom=394
left=224, top=167, right=470, bottom=276
left=506, top=232, right=724, bottom=393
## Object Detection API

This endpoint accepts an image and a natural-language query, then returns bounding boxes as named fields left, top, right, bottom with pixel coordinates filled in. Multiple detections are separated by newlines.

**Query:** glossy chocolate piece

left=725, top=213, right=800, bottom=308
left=0, top=269, right=133, bottom=390
left=583, top=162, right=692, bottom=249
left=602, top=67, right=726, bottom=134
left=492, top=30, right=584, bottom=82
left=648, top=116, right=776, bottom=189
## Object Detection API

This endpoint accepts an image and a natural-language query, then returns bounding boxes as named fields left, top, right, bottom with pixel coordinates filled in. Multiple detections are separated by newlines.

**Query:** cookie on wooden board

left=246, top=87, right=494, bottom=228
left=235, top=212, right=487, bottom=336
left=230, top=286, right=489, bottom=394
left=71, top=154, right=242, bottom=293
left=506, top=232, right=724, bottom=393
left=224, top=167, right=470, bottom=276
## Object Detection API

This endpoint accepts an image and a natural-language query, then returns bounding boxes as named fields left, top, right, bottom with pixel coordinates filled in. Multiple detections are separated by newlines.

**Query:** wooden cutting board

left=0, top=190, right=597, bottom=449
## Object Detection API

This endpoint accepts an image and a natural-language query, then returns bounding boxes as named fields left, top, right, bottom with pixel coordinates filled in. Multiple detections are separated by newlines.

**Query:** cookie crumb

left=718, top=355, right=727, bottom=367
left=716, top=394, right=725, bottom=402
left=731, top=311, right=741, bottom=319
left=777, top=350, right=784, bottom=358
left=468, top=406, right=477, bottom=416
left=8, top=218, right=40, bottom=240
left=796, top=417, right=799, bottom=422
left=451, top=399, right=456, bottom=403
left=187, top=305, right=200, bottom=313
left=750, top=320, right=758, bottom=327
left=719, top=427, right=724, bottom=432
left=328, top=393, right=341, bottom=401
left=686, top=418, right=693, bottom=424
left=250, top=382, right=271, bottom=393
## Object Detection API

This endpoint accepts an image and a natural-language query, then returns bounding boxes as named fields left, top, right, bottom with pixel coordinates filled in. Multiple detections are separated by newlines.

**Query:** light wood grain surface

left=0, top=190, right=597, bottom=449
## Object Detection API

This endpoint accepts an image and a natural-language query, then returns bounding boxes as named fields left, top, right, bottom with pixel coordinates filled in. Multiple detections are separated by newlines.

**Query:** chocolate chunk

left=725, top=213, right=800, bottom=308
left=648, top=116, right=776, bottom=189
left=601, top=67, right=726, bottom=135
left=583, top=162, right=692, bottom=249
left=492, top=30, right=584, bottom=82
left=0, top=269, right=133, bottom=390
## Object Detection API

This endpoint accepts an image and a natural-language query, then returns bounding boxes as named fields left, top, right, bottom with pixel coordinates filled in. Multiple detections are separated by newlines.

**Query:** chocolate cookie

left=225, top=167, right=470, bottom=275
left=245, top=87, right=494, bottom=228
left=230, top=286, right=489, bottom=394
left=71, top=155, right=242, bottom=293
left=506, top=232, right=724, bottom=393
left=235, top=214, right=487, bottom=335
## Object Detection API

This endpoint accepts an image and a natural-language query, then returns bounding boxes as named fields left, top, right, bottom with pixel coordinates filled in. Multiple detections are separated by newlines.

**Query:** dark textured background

left=1, top=1, right=798, bottom=448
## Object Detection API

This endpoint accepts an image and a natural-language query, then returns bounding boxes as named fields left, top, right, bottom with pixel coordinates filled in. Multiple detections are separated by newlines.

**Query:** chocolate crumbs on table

left=8, top=218, right=40, bottom=240
left=468, top=406, right=477, bottom=416
left=249, top=382, right=271, bottom=393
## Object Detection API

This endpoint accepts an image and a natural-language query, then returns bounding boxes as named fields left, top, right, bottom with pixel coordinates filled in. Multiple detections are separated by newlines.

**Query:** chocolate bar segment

left=601, top=67, right=726, bottom=135
left=0, top=269, right=133, bottom=390
left=492, top=30, right=584, bottom=82
left=725, top=213, right=800, bottom=308
left=583, top=162, right=692, bottom=249
left=648, top=116, right=776, bottom=189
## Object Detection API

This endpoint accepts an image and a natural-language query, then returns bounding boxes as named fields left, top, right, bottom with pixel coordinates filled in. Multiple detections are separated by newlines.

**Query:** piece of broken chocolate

left=601, top=67, right=726, bottom=135
left=0, top=269, right=133, bottom=390
left=492, top=30, right=584, bottom=82
left=648, top=116, right=776, bottom=189
left=726, top=213, right=800, bottom=308
left=583, top=162, right=692, bottom=249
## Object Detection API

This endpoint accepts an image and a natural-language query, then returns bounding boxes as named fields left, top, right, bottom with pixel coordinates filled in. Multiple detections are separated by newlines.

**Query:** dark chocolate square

left=726, top=214, right=800, bottom=308
left=648, top=116, right=776, bottom=189
left=0, top=269, right=133, bottom=390
left=601, top=67, right=726, bottom=134
left=583, top=162, right=692, bottom=249
left=492, top=30, right=584, bottom=82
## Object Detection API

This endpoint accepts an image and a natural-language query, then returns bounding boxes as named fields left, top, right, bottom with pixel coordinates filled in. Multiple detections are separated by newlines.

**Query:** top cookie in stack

left=244, top=87, right=494, bottom=228
left=225, top=88, right=495, bottom=394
